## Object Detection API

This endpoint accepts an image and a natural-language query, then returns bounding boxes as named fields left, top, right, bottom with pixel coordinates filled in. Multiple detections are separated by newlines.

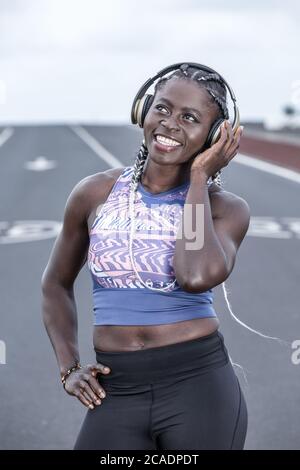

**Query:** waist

left=93, top=317, right=220, bottom=352
left=95, top=329, right=229, bottom=386
left=92, top=287, right=217, bottom=326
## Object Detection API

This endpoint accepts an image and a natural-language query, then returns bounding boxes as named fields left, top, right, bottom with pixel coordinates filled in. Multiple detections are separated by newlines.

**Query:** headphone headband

left=131, top=61, right=238, bottom=127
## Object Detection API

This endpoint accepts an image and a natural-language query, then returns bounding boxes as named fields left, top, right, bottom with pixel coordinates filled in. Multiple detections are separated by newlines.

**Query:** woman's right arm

left=41, top=174, right=111, bottom=409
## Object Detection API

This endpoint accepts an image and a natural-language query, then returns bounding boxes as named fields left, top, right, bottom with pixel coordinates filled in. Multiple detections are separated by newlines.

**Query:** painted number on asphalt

left=248, top=217, right=300, bottom=239
left=0, top=221, right=62, bottom=244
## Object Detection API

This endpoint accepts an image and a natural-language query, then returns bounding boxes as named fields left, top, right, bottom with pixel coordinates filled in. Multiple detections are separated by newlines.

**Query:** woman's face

left=143, top=78, right=220, bottom=165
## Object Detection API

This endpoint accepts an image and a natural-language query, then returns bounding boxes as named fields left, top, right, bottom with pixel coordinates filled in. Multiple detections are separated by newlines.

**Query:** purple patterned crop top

left=88, top=166, right=217, bottom=325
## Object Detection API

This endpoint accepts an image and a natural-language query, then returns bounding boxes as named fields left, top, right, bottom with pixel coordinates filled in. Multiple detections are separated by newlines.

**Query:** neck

left=141, top=159, right=191, bottom=192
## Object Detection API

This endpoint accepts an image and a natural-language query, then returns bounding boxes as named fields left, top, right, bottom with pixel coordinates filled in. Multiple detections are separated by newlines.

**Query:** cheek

left=142, top=112, right=155, bottom=136
left=144, top=106, right=156, bottom=125
left=187, top=130, right=208, bottom=151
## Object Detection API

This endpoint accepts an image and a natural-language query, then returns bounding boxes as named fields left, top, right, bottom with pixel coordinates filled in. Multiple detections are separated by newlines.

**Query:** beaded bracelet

left=61, top=362, right=82, bottom=388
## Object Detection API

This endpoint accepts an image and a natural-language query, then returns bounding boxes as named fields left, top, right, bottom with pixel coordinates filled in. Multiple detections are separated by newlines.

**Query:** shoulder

left=65, top=167, right=126, bottom=221
left=73, top=166, right=126, bottom=195
left=214, top=189, right=250, bottom=219
left=210, top=186, right=251, bottom=250
left=209, top=183, right=250, bottom=219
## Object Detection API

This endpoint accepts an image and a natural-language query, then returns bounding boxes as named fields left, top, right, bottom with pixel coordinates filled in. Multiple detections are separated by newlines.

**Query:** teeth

left=156, top=135, right=181, bottom=147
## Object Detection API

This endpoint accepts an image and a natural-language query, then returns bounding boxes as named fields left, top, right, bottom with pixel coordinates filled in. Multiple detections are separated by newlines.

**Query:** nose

left=161, top=114, right=180, bottom=132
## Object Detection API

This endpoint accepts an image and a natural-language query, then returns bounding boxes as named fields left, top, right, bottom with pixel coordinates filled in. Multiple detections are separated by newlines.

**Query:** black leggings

left=74, top=330, right=247, bottom=450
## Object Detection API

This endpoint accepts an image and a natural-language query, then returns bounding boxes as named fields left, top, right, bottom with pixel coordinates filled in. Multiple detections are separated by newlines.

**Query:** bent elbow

left=179, top=265, right=230, bottom=294
left=181, top=282, right=210, bottom=294
left=178, top=276, right=212, bottom=294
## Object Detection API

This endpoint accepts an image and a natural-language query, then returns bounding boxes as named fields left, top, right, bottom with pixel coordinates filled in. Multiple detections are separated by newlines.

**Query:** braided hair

left=130, top=64, right=229, bottom=194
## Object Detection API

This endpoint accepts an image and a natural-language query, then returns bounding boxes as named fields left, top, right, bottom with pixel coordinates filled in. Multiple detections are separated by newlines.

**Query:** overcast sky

left=0, top=0, right=299, bottom=124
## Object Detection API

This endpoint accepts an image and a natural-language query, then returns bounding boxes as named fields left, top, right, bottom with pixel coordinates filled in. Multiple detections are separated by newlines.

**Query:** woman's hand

left=190, top=121, right=243, bottom=179
left=64, top=363, right=111, bottom=409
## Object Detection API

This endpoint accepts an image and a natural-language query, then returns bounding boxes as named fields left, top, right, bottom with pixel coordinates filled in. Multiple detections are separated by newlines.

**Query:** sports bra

left=87, top=166, right=218, bottom=325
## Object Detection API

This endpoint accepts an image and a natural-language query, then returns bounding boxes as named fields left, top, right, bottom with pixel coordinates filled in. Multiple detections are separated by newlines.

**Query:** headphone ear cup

left=140, top=94, right=154, bottom=127
left=204, top=118, right=224, bottom=149
left=133, top=93, right=153, bottom=127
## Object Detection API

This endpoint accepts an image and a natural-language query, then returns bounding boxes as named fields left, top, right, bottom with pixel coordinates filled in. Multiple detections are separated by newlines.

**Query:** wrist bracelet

left=61, top=362, right=82, bottom=388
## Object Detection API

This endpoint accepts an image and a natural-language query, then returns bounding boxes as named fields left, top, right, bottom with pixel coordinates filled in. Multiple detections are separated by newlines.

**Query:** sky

left=0, top=0, right=299, bottom=125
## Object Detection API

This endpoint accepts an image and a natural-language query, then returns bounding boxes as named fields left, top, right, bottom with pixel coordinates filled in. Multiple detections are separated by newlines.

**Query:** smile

left=154, top=134, right=182, bottom=147
left=153, top=134, right=183, bottom=153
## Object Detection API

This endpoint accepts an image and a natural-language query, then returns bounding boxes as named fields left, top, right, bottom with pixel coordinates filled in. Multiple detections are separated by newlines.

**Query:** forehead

left=155, top=78, right=212, bottom=109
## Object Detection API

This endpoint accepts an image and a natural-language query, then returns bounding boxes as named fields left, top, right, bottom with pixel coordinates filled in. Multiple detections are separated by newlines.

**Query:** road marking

left=0, top=127, right=14, bottom=147
left=248, top=217, right=300, bottom=239
left=69, top=125, right=122, bottom=168
left=236, top=153, right=300, bottom=184
left=0, top=221, right=62, bottom=244
left=25, top=156, right=57, bottom=171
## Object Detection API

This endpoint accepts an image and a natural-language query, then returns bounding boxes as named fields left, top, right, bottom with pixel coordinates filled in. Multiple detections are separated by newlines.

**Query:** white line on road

left=236, top=153, right=300, bottom=184
left=0, top=127, right=14, bottom=147
left=69, top=125, right=122, bottom=168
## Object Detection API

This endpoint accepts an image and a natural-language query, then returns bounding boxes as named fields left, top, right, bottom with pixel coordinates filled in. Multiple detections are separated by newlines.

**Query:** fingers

left=81, top=387, right=96, bottom=406
left=224, top=120, right=234, bottom=153
left=215, top=121, right=228, bottom=150
left=224, top=122, right=243, bottom=160
left=78, top=380, right=102, bottom=407
left=74, top=389, right=95, bottom=409
left=86, top=363, right=111, bottom=376
left=83, top=373, right=106, bottom=400
left=211, top=120, right=243, bottom=156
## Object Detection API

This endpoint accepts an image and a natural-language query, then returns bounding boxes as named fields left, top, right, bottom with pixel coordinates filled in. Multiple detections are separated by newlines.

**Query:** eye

left=155, top=104, right=168, bottom=113
left=183, top=113, right=198, bottom=123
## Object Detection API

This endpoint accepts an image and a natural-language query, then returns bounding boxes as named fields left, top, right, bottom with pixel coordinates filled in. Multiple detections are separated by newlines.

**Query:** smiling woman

left=42, top=62, right=253, bottom=451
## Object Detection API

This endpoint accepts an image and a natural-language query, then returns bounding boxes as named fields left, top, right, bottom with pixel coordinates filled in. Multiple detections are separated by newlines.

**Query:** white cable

left=221, top=281, right=289, bottom=347
left=128, top=181, right=177, bottom=292
left=228, top=353, right=250, bottom=387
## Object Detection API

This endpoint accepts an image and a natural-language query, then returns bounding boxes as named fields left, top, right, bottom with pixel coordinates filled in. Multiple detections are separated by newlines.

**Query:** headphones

left=131, top=62, right=240, bottom=151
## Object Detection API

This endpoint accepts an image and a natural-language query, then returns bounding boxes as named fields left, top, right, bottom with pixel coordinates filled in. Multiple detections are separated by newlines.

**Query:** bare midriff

left=93, top=317, right=220, bottom=352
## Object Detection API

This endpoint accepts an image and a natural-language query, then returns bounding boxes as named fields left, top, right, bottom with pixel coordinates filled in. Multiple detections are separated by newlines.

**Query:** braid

left=202, top=87, right=229, bottom=120
left=191, top=70, right=226, bottom=90
left=129, top=141, right=148, bottom=193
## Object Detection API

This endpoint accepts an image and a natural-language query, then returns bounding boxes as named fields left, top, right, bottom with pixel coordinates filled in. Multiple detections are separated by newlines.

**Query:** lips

left=152, top=134, right=183, bottom=153
left=154, top=133, right=183, bottom=146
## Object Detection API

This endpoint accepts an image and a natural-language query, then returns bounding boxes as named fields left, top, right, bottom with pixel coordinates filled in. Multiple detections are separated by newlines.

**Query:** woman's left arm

left=173, top=121, right=250, bottom=293
left=173, top=171, right=250, bottom=292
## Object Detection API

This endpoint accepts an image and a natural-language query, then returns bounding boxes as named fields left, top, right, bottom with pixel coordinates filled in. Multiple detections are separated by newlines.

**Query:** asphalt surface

left=0, top=125, right=299, bottom=450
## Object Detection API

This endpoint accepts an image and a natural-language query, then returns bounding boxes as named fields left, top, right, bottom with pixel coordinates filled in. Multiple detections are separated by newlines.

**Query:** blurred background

left=0, top=0, right=299, bottom=450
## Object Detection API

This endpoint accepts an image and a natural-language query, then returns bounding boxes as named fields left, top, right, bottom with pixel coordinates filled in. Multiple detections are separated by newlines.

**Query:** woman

left=41, top=63, right=250, bottom=450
